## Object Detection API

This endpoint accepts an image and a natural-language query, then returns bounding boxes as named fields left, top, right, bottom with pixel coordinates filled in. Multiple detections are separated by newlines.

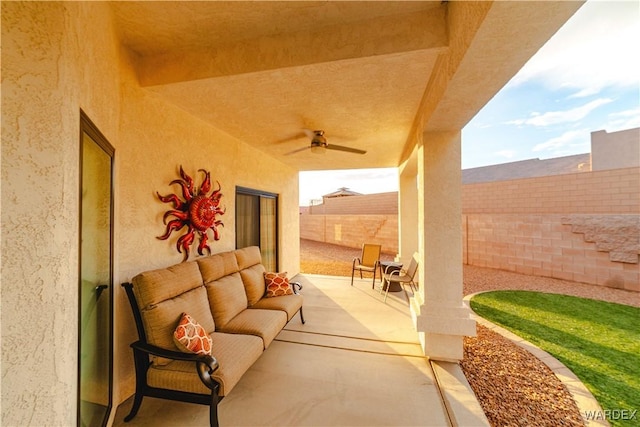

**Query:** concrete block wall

left=463, top=214, right=639, bottom=292
left=462, top=167, right=639, bottom=292
left=309, top=192, right=398, bottom=215
left=301, top=167, right=639, bottom=292
left=462, top=167, right=640, bottom=214
left=300, top=214, right=398, bottom=254
left=300, top=215, right=325, bottom=241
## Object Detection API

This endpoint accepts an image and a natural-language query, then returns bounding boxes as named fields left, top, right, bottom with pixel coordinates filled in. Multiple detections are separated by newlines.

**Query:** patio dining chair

left=380, top=252, right=419, bottom=302
left=351, top=243, right=382, bottom=288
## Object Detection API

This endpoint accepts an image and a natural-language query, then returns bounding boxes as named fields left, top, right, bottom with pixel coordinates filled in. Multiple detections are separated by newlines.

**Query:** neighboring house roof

left=462, top=153, right=591, bottom=184
left=322, top=187, right=363, bottom=198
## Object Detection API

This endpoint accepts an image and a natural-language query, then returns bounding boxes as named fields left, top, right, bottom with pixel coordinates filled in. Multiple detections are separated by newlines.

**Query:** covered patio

left=113, top=274, right=487, bottom=426
left=3, top=2, right=585, bottom=425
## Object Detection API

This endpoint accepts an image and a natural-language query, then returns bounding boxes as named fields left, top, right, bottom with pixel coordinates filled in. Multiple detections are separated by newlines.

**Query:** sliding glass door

left=78, top=112, right=113, bottom=427
left=236, top=187, right=278, bottom=271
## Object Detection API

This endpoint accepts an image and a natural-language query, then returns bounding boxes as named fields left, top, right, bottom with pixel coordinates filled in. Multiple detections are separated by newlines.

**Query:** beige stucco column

left=411, top=130, right=476, bottom=361
left=398, top=156, right=419, bottom=259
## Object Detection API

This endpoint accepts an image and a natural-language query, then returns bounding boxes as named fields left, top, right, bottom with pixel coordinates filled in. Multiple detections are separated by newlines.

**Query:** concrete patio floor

left=113, top=274, right=488, bottom=426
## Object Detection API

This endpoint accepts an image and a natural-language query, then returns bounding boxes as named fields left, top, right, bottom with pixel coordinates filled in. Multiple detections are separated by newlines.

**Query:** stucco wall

left=115, top=52, right=300, bottom=402
left=2, top=3, right=122, bottom=425
left=591, top=128, right=640, bottom=171
left=2, top=2, right=300, bottom=425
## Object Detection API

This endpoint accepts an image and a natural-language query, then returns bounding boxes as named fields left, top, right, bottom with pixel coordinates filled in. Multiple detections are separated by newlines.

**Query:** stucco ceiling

left=110, top=1, right=583, bottom=172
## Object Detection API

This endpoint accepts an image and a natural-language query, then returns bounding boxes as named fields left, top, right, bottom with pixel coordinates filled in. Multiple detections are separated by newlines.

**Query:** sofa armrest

left=291, top=281, right=303, bottom=294
left=131, top=341, right=216, bottom=366
left=131, top=340, right=219, bottom=390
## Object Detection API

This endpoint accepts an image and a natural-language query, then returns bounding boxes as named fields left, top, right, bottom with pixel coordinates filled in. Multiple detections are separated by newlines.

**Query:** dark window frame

left=235, top=186, right=279, bottom=270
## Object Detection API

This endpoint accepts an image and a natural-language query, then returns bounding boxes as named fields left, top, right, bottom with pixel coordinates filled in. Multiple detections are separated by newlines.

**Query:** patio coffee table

left=380, top=261, right=403, bottom=292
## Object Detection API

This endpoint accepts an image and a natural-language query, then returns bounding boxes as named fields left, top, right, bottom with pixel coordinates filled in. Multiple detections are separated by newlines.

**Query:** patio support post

left=398, top=157, right=419, bottom=260
left=413, top=130, right=476, bottom=361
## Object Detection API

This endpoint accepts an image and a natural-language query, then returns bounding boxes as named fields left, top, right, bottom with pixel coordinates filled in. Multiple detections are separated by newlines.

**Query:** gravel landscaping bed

left=300, top=238, right=638, bottom=426
left=461, top=325, right=583, bottom=426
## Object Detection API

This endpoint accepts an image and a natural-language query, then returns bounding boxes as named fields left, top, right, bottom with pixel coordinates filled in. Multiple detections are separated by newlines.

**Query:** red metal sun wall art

left=157, top=166, right=225, bottom=262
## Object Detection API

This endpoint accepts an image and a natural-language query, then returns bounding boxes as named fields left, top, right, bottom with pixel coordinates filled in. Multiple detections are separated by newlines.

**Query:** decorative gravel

left=461, top=325, right=583, bottom=426
left=300, top=239, right=639, bottom=426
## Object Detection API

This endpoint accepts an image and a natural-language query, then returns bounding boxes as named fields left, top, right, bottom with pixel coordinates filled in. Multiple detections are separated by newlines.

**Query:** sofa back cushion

left=240, top=264, right=266, bottom=306
left=197, top=250, right=239, bottom=283
left=235, top=246, right=266, bottom=306
left=235, top=246, right=262, bottom=269
left=133, top=261, right=203, bottom=309
left=206, top=272, right=248, bottom=329
left=131, top=262, right=214, bottom=365
left=143, top=287, right=214, bottom=362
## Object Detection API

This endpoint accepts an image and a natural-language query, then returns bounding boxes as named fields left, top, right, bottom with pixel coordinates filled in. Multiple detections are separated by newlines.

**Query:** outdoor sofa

left=121, top=246, right=304, bottom=426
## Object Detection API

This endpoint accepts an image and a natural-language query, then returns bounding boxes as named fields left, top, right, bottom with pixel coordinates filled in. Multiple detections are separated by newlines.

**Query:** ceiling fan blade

left=302, top=128, right=316, bottom=139
left=326, top=144, right=367, bottom=155
left=274, top=132, right=306, bottom=144
left=284, top=146, right=312, bottom=155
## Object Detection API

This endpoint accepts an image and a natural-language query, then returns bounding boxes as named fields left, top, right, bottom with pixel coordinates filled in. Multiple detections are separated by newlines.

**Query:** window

left=236, top=187, right=278, bottom=271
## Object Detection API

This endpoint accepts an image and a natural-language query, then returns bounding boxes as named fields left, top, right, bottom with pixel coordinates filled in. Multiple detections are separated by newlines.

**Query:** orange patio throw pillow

left=264, top=271, right=294, bottom=298
left=173, top=312, right=212, bottom=355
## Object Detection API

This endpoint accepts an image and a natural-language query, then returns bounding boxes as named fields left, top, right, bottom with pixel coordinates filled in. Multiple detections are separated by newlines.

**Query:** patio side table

left=380, top=261, right=403, bottom=292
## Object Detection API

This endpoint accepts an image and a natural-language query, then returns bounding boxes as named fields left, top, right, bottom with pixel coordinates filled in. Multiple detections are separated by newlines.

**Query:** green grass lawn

left=470, top=291, right=640, bottom=427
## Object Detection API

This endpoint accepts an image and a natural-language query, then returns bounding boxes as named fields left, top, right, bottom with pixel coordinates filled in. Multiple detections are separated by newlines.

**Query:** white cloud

left=495, top=150, right=516, bottom=159
left=568, top=87, right=602, bottom=99
left=510, top=1, right=640, bottom=95
left=463, top=0, right=638, bottom=168
left=602, top=107, right=640, bottom=132
left=532, top=129, right=590, bottom=155
left=507, top=98, right=612, bottom=127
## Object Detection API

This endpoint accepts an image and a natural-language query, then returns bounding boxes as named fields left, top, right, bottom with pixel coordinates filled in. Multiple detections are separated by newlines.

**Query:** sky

left=299, top=0, right=640, bottom=206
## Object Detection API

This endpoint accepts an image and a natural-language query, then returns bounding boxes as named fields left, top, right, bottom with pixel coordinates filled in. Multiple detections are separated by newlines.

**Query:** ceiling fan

left=285, top=129, right=367, bottom=155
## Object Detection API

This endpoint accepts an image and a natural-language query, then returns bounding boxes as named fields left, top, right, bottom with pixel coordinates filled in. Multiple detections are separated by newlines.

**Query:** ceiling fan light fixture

left=311, top=145, right=327, bottom=154
left=310, top=143, right=326, bottom=154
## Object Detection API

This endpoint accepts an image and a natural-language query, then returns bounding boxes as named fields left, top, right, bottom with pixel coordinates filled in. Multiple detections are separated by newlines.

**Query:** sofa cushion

left=197, top=250, right=239, bottom=283
left=132, top=261, right=203, bottom=309
left=148, top=331, right=263, bottom=396
left=240, top=264, right=267, bottom=306
left=139, top=286, right=215, bottom=365
left=173, top=312, right=213, bottom=356
left=250, top=294, right=303, bottom=322
left=234, top=246, right=262, bottom=270
left=205, top=272, right=248, bottom=329
left=219, top=309, right=287, bottom=349
left=264, top=271, right=294, bottom=297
